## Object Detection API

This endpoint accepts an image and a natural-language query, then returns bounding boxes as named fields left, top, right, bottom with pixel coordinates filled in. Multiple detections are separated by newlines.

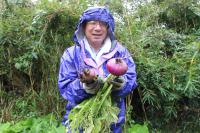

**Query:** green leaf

left=53, top=125, right=66, bottom=133
left=11, top=118, right=34, bottom=132
left=127, top=124, right=149, bottom=133
left=0, top=122, right=12, bottom=133
left=189, top=6, right=200, bottom=16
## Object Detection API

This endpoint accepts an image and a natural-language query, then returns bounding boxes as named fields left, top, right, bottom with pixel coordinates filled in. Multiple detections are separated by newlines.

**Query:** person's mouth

left=92, top=33, right=102, bottom=36
left=93, top=34, right=103, bottom=38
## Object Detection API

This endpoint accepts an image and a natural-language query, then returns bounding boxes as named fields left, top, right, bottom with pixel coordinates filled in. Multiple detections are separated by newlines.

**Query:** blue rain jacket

left=58, top=6, right=137, bottom=133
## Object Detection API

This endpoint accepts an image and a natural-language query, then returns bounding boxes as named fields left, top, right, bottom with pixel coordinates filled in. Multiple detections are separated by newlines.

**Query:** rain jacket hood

left=73, top=6, right=115, bottom=45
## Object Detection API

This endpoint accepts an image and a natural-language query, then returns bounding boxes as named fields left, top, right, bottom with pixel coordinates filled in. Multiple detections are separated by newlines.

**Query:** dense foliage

left=1, top=0, right=79, bottom=122
left=126, top=1, right=200, bottom=132
left=0, top=114, right=65, bottom=133
left=0, top=0, right=200, bottom=132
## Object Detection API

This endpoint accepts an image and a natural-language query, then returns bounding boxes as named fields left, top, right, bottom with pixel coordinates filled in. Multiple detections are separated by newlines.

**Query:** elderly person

left=58, top=6, right=137, bottom=133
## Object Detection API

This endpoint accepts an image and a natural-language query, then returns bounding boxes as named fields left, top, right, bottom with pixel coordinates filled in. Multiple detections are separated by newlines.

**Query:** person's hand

left=80, top=68, right=103, bottom=94
left=109, top=76, right=125, bottom=91
left=80, top=68, right=97, bottom=84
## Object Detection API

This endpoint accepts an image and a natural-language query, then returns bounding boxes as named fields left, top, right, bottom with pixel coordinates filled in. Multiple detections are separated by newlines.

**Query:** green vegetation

left=0, top=114, right=65, bottom=133
left=68, top=75, right=119, bottom=133
left=0, top=0, right=200, bottom=132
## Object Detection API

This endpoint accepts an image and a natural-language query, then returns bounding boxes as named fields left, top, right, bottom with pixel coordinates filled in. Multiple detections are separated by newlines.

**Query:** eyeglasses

left=86, top=21, right=108, bottom=28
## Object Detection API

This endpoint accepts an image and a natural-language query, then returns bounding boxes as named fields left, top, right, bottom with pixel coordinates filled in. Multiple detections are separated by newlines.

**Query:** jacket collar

left=80, top=40, right=119, bottom=69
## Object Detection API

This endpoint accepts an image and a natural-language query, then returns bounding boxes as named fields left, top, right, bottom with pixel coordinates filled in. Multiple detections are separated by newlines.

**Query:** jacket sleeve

left=111, top=48, right=137, bottom=98
left=58, top=48, right=91, bottom=104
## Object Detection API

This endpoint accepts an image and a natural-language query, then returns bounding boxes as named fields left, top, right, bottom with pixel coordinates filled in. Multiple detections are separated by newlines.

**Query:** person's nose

left=94, top=23, right=102, bottom=30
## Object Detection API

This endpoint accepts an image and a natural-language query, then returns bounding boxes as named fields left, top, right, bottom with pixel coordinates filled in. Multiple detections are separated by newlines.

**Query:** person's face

left=84, top=20, right=108, bottom=46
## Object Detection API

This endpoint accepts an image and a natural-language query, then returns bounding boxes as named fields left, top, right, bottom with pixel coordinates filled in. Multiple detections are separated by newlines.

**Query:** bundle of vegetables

left=67, top=58, right=128, bottom=133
